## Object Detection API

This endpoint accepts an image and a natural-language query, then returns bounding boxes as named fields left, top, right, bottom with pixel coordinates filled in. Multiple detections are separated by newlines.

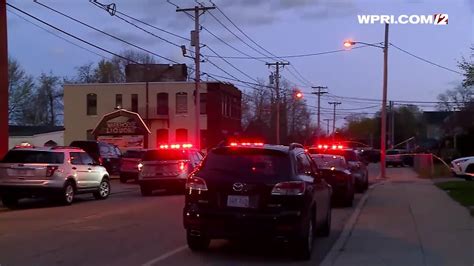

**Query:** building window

left=86, top=129, right=94, bottom=140
left=227, top=96, right=231, bottom=117
left=115, top=94, right=122, bottom=109
left=157, top=93, right=169, bottom=115
left=200, top=93, right=207, bottom=114
left=156, top=129, right=169, bottom=145
left=176, top=128, right=188, bottom=142
left=87, top=93, right=97, bottom=116
left=221, top=95, right=226, bottom=116
left=131, top=94, right=138, bottom=113
left=176, top=92, right=188, bottom=114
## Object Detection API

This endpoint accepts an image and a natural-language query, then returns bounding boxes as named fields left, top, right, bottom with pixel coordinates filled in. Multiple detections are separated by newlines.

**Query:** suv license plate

left=227, top=195, right=249, bottom=208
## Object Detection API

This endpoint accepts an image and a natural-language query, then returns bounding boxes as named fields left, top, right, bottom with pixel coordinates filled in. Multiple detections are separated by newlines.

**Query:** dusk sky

left=6, top=0, right=473, bottom=125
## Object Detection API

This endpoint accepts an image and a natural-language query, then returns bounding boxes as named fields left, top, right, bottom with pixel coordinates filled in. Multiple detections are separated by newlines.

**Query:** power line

left=202, top=45, right=371, bottom=60
left=90, top=0, right=190, bottom=41
left=7, top=9, right=111, bottom=60
left=6, top=3, right=139, bottom=64
left=390, top=43, right=463, bottom=75
left=34, top=1, right=181, bottom=64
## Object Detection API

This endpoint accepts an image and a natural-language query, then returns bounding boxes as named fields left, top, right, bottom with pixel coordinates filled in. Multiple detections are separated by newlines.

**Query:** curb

left=320, top=177, right=388, bottom=266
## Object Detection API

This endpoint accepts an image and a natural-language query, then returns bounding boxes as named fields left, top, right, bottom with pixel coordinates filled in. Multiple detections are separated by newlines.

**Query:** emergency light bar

left=159, top=143, right=193, bottom=149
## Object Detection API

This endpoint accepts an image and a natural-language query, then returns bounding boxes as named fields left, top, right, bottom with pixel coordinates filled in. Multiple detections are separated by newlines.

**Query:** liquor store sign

left=105, top=121, right=137, bottom=134
left=92, top=110, right=150, bottom=137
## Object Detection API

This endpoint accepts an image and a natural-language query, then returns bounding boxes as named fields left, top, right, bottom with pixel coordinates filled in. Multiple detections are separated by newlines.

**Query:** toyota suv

left=0, top=146, right=111, bottom=208
left=183, top=142, right=332, bottom=260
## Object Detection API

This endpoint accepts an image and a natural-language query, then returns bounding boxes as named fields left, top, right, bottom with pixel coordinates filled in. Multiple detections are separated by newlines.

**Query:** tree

left=21, top=73, right=63, bottom=126
left=437, top=85, right=473, bottom=111
left=74, top=62, right=97, bottom=83
left=8, top=57, right=34, bottom=124
left=458, top=46, right=474, bottom=87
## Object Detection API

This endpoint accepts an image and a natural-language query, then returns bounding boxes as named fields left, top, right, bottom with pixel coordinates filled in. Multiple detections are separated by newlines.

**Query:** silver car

left=0, top=146, right=111, bottom=208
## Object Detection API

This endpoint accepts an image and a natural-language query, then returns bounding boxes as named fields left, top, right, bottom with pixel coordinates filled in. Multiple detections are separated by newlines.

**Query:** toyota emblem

left=232, top=182, right=244, bottom=192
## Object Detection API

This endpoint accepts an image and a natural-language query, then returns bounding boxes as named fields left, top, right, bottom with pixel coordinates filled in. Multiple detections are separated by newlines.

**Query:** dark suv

left=70, top=141, right=122, bottom=175
left=183, top=143, right=332, bottom=260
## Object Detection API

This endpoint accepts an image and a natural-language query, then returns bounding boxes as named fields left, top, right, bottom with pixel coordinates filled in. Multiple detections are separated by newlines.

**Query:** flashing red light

left=317, top=145, right=323, bottom=149
left=338, top=145, right=344, bottom=149
left=229, top=142, right=264, bottom=147
left=159, top=143, right=193, bottom=149
left=323, top=145, right=329, bottom=149
left=332, top=145, right=337, bottom=149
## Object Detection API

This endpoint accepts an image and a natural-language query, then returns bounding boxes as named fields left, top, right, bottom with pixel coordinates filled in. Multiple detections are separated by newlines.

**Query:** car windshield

left=198, top=148, right=290, bottom=179
left=143, top=150, right=188, bottom=161
left=311, top=155, right=346, bottom=169
left=1, top=150, right=64, bottom=164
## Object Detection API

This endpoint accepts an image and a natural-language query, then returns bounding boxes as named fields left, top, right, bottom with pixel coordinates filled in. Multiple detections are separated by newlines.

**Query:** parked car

left=451, top=156, right=474, bottom=180
left=0, top=146, right=110, bottom=208
left=183, top=142, right=332, bottom=260
left=310, top=154, right=354, bottom=206
left=386, top=149, right=404, bottom=167
left=307, top=145, right=368, bottom=192
left=120, top=149, right=147, bottom=183
left=70, top=140, right=122, bottom=175
left=138, top=144, right=204, bottom=196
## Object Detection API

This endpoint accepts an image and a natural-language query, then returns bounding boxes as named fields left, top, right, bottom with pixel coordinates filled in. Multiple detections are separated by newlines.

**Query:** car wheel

left=1, top=195, right=19, bottom=209
left=186, top=230, right=210, bottom=251
left=93, top=179, right=110, bottom=200
left=60, top=181, right=75, bottom=205
left=294, top=216, right=314, bottom=260
left=318, top=203, right=331, bottom=237
left=140, top=185, right=152, bottom=196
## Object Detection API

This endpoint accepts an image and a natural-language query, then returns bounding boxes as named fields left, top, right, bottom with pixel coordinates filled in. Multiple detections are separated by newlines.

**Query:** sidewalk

left=325, top=167, right=474, bottom=266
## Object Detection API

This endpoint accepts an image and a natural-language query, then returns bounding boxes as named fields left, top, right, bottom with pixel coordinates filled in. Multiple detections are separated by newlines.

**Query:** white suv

left=0, top=146, right=111, bottom=209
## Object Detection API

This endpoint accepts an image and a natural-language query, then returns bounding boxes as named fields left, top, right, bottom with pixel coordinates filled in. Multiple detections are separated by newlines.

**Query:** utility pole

left=389, top=100, right=395, bottom=149
left=380, top=23, right=389, bottom=178
left=176, top=4, right=215, bottom=150
left=0, top=0, right=8, bottom=158
left=311, top=86, right=328, bottom=140
left=323, top=119, right=331, bottom=136
left=266, top=61, right=289, bottom=145
left=328, top=102, right=341, bottom=138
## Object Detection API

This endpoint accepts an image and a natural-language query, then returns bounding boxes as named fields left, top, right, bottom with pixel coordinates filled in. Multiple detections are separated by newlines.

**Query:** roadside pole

left=380, top=23, right=389, bottom=178
left=0, top=0, right=8, bottom=158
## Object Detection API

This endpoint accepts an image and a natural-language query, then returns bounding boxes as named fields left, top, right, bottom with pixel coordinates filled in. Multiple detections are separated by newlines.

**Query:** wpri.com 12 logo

left=433, top=13, right=448, bottom=25
left=357, top=14, right=448, bottom=25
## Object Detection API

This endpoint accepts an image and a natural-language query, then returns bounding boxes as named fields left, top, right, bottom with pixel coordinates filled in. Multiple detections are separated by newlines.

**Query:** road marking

left=142, top=245, right=188, bottom=266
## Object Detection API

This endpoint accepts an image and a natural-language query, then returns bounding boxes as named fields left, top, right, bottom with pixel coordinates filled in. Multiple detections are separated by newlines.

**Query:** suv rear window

left=143, top=150, right=189, bottom=161
left=2, top=150, right=64, bottom=164
left=311, top=155, right=346, bottom=168
left=123, top=150, right=145, bottom=159
left=198, top=148, right=290, bottom=179
left=308, top=149, right=357, bottom=162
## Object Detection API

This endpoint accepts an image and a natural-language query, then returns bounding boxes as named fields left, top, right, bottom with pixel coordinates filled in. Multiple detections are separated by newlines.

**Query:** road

left=0, top=165, right=381, bottom=266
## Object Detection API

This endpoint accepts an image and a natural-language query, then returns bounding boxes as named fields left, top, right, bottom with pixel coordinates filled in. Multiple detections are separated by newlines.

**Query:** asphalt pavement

left=0, top=165, right=381, bottom=266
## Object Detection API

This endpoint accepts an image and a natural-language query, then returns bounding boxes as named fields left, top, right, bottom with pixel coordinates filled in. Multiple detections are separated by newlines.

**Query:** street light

left=295, top=91, right=303, bottom=99
left=343, top=23, right=389, bottom=179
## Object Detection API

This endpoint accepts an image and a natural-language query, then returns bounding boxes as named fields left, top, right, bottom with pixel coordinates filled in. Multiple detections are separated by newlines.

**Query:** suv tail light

left=271, top=181, right=305, bottom=196
left=46, top=166, right=59, bottom=177
left=186, top=176, right=208, bottom=192
left=179, top=162, right=187, bottom=172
